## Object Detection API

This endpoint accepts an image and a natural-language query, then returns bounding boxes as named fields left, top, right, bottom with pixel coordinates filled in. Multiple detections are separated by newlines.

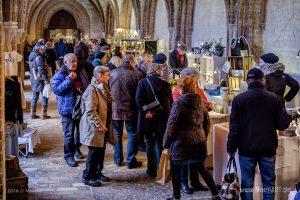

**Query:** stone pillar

left=3, top=22, right=18, bottom=52
left=0, top=1, right=6, bottom=198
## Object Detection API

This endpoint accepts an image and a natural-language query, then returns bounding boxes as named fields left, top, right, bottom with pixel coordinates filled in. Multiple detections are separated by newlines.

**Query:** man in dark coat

left=74, top=48, right=94, bottom=81
left=44, top=42, right=57, bottom=75
left=227, top=68, right=291, bottom=200
left=169, top=42, right=188, bottom=78
left=29, top=43, right=50, bottom=119
left=135, top=53, right=153, bottom=152
left=75, top=40, right=89, bottom=60
left=136, top=63, right=173, bottom=177
left=109, top=54, right=143, bottom=168
left=55, top=38, right=68, bottom=60
left=52, top=53, right=89, bottom=167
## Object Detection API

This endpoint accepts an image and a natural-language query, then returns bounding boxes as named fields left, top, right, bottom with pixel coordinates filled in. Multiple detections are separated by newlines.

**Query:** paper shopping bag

left=156, top=151, right=171, bottom=185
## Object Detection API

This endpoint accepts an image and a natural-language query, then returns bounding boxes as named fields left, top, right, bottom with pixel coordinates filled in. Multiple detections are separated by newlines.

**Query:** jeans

left=82, top=146, right=105, bottom=180
left=171, top=162, right=218, bottom=199
left=31, top=91, right=48, bottom=107
left=144, top=132, right=163, bottom=175
left=113, top=120, right=138, bottom=165
left=239, top=156, right=276, bottom=200
left=61, top=116, right=81, bottom=159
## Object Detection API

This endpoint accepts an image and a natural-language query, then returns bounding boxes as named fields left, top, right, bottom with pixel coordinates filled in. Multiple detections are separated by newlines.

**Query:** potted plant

left=213, top=39, right=225, bottom=57
left=201, top=41, right=213, bottom=50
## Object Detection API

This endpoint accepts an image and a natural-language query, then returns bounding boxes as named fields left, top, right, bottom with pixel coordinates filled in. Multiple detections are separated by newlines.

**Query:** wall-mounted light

left=297, top=50, right=300, bottom=59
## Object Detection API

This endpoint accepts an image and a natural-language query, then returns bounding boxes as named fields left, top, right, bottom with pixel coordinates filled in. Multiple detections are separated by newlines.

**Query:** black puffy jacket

left=164, top=93, right=210, bottom=162
left=227, top=82, right=291, bottom=157
left=265, top=71, right=299, bottom=102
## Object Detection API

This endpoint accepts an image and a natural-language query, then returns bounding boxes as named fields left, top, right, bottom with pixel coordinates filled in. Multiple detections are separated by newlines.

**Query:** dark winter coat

left=135, top=65, right=147, bottom=78
left=169, top=49, right=188, bottom=71
left=51, top=65, right=89, bottom=117
left=45, top=48, right=57, bottom=68
left=75, top=42, right=89, bottom=60
left=110, top=63, right=143, bottom=120
left=164, top=93, right=210, bottom=162
left=29, top=50, right=49, bottom=93
left=92, top=58, right=102, bottom=68
left=265, top=71, right=299, bottom=103
left=136, top=74, right=173, bottom=135
left=86, top=52, right=95, bottom=64
left=55, top=41, right=68, bottom=58
left=227, top=82, right=291, bottom=157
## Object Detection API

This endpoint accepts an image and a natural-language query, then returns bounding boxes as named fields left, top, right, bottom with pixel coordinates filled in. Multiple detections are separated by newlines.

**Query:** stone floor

left=19, top=79, right=213, bottom=200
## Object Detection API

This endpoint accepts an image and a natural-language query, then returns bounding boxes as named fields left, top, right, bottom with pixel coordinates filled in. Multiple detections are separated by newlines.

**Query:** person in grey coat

left=29, top=43, right=51, bottom=119
left=80, top=66, right=112, bottom=187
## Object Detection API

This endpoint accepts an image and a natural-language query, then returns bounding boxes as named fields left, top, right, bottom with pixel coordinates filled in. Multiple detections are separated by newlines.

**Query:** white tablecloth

left=18, top=128, right=41, bottom=153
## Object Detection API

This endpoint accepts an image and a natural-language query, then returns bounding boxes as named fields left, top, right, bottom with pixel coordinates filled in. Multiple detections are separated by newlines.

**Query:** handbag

left=156, top=150, right=171, bottom=185
left=231, top=36, right=250, bottom=56
left=142, top=78, right=162, bottom=112
left=221, top=156, right=240, bottom=200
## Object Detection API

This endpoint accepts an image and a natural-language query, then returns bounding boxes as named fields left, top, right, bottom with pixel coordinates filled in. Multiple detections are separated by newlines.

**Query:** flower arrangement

left=213, top=38, right=225, bottom=52
left=201, top=41, right=213, bottom=50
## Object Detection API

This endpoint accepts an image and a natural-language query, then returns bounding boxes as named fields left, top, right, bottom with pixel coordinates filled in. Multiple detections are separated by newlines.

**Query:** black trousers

left=171, top=162, right=219, bottom=199
left=82, top=146, right=105, bottom=180
left=181, top=164, right=202, bottom=186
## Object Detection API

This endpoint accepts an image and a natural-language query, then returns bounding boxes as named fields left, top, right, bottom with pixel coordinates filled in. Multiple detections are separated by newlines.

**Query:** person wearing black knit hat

left=259, top=53, right=299, bottom=104
left=259, top=53, right=279, bottom=66
left=153, top=53, right=170, bottom=81
left=227, top=67, right=291, bottom=200
left=92, top=51, right=107, bottom=68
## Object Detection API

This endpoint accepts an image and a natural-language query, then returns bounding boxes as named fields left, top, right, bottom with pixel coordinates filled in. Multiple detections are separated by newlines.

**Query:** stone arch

left=28, top=0, right=91, bottom=41
left=132, top=0, right=141, bottom=30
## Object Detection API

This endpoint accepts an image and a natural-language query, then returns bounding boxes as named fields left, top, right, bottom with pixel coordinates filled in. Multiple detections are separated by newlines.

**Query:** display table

left=213, top=123, right=300, bottom=200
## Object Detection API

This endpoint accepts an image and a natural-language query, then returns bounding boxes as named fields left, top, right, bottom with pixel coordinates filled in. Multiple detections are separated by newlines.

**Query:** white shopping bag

left=42, top=84, right=52, bottom=98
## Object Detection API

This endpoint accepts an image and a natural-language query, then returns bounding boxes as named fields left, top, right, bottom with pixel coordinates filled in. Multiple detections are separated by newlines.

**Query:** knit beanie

left=153, top=53, right=167, bottom=64
left=260, top=53, right=279, bottom=64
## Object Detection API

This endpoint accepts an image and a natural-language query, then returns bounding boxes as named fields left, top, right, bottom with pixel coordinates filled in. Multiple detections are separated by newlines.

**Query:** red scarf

left=176, top=50, right=185, bottom=65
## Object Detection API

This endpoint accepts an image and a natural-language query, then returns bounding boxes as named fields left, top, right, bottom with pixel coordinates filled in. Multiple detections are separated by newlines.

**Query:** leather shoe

left=65, top=157, right=77, bottom=167
left=82, top=178, right=102, bottom=187
left=75, top=150, right=84, bottom=159
left=166, top=197, right=180, bottom=200
left=191, top=183, right=209, bottom=191
left=96, top=173, right=110, bottom=182
left=127, top=161, right=142, bottom=169
left=146, top=170, right=157, bottom=178
left=181, top=184, right=192, bottom=194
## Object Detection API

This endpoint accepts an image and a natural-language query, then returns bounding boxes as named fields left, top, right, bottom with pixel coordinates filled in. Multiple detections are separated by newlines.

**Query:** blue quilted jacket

left=51, top=65, right=89, bottom=117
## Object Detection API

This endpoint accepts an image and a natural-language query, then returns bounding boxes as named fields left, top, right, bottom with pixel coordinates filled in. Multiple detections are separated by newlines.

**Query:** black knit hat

left=260, top=53, right=279, bottom=64
left=153, top=53, right=167, bottom=64
left=247, top=68, right=265, bottom=80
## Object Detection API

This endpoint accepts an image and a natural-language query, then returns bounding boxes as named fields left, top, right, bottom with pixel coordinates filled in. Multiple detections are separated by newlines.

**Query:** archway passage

left=45, top=9, right=80, bottom=42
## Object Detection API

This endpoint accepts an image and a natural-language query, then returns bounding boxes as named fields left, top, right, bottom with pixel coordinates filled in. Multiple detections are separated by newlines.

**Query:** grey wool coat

left=80, top=82, right=109, bottom=148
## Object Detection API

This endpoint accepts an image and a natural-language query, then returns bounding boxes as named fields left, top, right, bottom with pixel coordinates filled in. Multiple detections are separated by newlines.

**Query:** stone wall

left=191, top=0, right=227, bottom=49
left=153, top=0, right=170, bottom=50
left=0, top=0, right=5, bottom=196
left=264, top=0, right=300, bottom=74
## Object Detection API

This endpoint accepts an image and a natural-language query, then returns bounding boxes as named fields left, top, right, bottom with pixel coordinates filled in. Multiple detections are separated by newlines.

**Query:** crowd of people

left=27, top=37, right=299, bottom=200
